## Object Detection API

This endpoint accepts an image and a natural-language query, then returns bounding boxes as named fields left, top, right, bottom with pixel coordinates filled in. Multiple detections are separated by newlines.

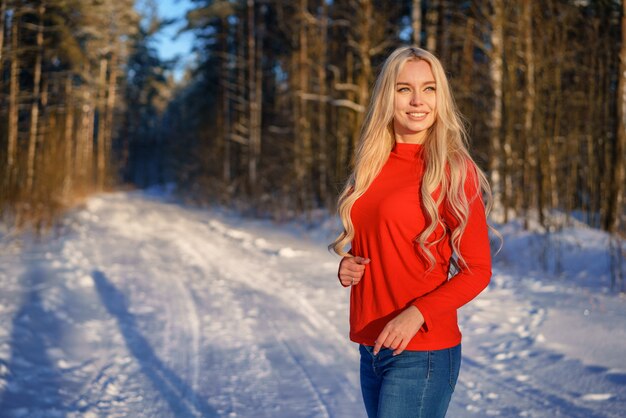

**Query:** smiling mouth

left=407, top=112, right=428, bottom=119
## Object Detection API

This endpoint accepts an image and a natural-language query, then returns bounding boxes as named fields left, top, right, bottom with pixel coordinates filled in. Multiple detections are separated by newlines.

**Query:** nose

left=409, top=92, right=423, bottom=106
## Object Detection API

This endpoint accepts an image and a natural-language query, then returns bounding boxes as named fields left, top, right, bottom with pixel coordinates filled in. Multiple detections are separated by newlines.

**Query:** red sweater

left=349, top=141, right=492, bottom=350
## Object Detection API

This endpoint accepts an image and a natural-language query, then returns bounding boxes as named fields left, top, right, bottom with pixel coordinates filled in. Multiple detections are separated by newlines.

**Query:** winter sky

left=137, top=0, right=196, bottom=82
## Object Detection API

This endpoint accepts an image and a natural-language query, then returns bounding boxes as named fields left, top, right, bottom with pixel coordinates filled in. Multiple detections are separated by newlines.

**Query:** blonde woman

left=330, top=46, right=493, bottom=418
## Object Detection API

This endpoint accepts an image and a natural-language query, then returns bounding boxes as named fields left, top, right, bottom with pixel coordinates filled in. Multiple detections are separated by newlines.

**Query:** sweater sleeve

left=412, top=165, right=492, bottom=332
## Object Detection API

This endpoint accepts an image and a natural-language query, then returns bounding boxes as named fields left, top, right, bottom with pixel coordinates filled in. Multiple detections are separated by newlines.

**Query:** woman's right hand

left=338, top=256, right=370, bottom=287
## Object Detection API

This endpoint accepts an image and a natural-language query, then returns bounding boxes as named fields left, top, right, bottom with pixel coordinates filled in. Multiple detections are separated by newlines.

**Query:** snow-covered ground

left=0, top=190, right=624, bottom=418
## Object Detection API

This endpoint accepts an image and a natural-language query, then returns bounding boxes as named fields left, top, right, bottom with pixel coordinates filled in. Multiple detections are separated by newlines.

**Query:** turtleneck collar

left=391, top=141, right=424, bottom=160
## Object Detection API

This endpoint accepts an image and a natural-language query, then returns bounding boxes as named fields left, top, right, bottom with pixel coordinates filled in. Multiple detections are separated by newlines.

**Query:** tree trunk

left=233, top=13, right=247, bottom=187
left=412, top=0, right=422, bottom=46
left=78, top=86, right=95, bottom=188
left=437, top=0, right=449, bottom=61
left=6, top=11, right=18, bottom=180
left=488, top=0, right=504, bottom=220
left=253, top=5, right=263, bottom=195
left=522, top=0, right=535, bottom=229
left=462, top=17, right=474, bottom=87
left=295, top=0, right=311, bottom=213
left=354, top=0, right=372, bottom=151
left=218, top=18, right=231, bottom=185
left=247, top=0, right=260, bottom=195
left=341, top=51, right=355, bottom=176
left=63, top=75, right=74, bottom=198
left=26, top=4, right=45, bottom=193
left=318, top=0, right=329, bottom=208
left=96, top=57, right=108, bottom=190
left=607, top=0, right=625, bottom=234
left=0, top=0, right=6, bottom=73
left=103, top=49, right=119, bottom=189
left=502, top=42, right=515, bottom=223
left=548, top=62, right=561, bottom=211
left=425, top=0, right=438, bottom=52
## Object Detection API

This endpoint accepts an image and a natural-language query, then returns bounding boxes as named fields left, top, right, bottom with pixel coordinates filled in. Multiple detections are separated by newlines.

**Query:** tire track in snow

left=54, top=235, right=140, bottom=415
left=170, top=220, right=332, bottom=416
left=3, top=191, right=624, bottom=417
left=261, top=301, right=331, bottom=418
left=171, top=214, right=362, bottom=417
left=450, top=267, right=622, bottom=418
left=202, top=218, right=351, bottom=352
left=72, top=195, right=209, bottom=416
left=155, top=212, right=299, bottom=416
left=106, top=203, right=202, bottom=385
left=95, top=195, right=293, bottom=416
left=81, top=193, right=626, bottom=417
left=136, top=215, right=204, bottom=397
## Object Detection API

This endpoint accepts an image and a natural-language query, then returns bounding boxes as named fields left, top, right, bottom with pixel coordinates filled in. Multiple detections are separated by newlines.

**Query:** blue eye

left=397, top=87, right=410, bottom=92
left=424, top=86, right=436, bottom=92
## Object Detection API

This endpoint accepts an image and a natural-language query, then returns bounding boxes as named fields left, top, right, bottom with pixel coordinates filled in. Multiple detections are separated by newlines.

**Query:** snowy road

left=0, top=191, right=624, bottom=417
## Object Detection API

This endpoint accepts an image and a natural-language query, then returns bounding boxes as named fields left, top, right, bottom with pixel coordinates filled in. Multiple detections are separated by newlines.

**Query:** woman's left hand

left=373, top=306, right=425, bottom=356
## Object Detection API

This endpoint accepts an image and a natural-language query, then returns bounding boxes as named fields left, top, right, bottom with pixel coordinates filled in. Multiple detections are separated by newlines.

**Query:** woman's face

left=393, top=59, right=437, bottom=144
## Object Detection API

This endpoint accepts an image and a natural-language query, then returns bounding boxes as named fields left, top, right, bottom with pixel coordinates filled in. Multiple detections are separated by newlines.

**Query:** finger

left=338, top=274, right=353, bottom=286
left=339, top=272, right=361, bottom=282
left=373, top=331, right=388, bottom=355
left=344, top=257, right=366, bottom=267
left=339, top=266, right=365, bottom=277
left=354, top=256, right=371, bottom=265
left=393, top=340, right=409, bottom=356
left=375, top=333, right=395, bottom=354
left=339, top=276, right=353, bottom=286
left=388, top=335, right=402, bottom=350
left=380, top=335, right=395, bottom=350
left=345, top=261, right=366, bottom=270
left=340, top=274, right=361, bottom=285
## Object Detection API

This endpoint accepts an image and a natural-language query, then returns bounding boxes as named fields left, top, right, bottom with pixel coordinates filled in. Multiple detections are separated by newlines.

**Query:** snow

left=0, top=190, right=624, bottom=417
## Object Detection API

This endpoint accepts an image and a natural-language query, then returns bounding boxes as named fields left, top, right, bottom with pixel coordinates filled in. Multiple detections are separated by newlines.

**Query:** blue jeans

left=359, top=343, right=461, bottom=418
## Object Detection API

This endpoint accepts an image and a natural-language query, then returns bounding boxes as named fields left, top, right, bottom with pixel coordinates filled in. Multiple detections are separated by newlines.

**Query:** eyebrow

left=396, top=81, right=436, bottom=86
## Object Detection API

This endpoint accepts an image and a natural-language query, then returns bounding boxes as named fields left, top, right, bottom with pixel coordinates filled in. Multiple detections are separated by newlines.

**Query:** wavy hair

left=329, top=46, right=493, bottom=269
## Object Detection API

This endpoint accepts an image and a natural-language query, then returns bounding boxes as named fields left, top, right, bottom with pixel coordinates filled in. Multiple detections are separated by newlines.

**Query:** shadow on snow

left=0, top=263, right=67, bottom=417
left=92, top=270, right=218, bottom=417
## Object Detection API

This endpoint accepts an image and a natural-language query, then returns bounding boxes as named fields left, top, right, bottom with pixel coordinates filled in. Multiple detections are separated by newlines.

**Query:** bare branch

left=331, top=99, right=365, bottom=113
left=229, top=133, right=249, bottom=145
left=333, top=82, right=360, bottom=94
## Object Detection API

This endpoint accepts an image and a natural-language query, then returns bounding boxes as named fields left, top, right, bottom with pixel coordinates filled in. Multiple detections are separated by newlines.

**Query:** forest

left=0, top=0, right=623, bottom=239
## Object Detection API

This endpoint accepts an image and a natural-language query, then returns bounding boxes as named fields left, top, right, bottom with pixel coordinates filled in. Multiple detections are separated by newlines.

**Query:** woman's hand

left=338, top=256, right=370, bottom=287
left=373, top=305, right=425, bottom=356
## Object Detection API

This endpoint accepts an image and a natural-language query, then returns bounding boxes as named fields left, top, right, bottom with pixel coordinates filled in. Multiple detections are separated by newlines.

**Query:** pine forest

left=0, top=0, right=623, bottom=240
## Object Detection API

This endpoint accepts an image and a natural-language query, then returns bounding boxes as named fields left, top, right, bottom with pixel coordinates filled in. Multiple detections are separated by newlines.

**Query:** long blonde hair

left=329, top=46, right=493, bottom=269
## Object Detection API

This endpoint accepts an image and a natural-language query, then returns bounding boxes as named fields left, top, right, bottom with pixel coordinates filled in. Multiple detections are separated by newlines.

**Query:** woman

left=330, top=46, right=493, bottom=418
